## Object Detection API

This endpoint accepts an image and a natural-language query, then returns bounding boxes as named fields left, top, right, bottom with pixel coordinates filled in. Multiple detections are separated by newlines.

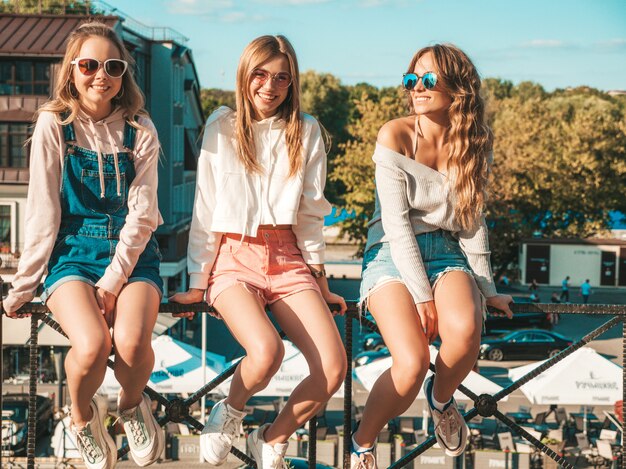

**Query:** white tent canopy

left=507, top=347, right=622, bottom=405
left=100, top=335, right=227, bottom=395
left=355, top=345, right=506, bottom=401
left=216, top=339, right=345, bottom=398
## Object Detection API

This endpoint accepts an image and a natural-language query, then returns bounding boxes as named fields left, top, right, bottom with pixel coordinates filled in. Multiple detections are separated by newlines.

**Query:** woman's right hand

left=416, top=300, right=438, bottom=343
left=169, top=288, right=205, bottom=319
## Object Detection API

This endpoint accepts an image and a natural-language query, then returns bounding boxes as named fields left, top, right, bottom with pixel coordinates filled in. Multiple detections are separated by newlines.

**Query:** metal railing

left=1, top=292, right=625, bottom=469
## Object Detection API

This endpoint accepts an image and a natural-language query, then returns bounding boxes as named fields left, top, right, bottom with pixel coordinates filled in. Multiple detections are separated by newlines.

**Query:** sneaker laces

left=436, top=406, right=461, bottom=444
left=75, top=424, right=104, bottom=462
left=269, top=446, right=288, bottom=469
left=117, top=408, right=147, bottom=446
left=353, top=451, right=376, bottom=469
left=217, top=413, right=242, bottom=445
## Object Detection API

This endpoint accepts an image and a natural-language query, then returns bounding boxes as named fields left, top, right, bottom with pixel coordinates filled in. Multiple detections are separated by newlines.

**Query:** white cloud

left=594, top=38, right=626, bottom=50
left=165, top=0, right=234, bottom=15
left=519, top=39, right=573, bottom=49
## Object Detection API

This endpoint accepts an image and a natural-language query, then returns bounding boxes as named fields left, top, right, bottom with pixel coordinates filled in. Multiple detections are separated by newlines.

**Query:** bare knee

left=114, top=333, right=153, bottom=368
left=312, top=352, right=347, bottom=398
left=442, top=313, right=481, bottom=352
left=392, top=349, right=430, bottom=394
left=71, top=334, right=111, bottom=372
left=246, top=338, right=285, bottom=383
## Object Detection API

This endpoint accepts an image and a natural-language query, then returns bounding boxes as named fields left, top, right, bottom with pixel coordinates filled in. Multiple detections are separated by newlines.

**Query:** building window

left=0, top=205, right=11, bottom=252
left=0, top=60, right=51, bottom=96
left=0, top=123, right=32, bottom=168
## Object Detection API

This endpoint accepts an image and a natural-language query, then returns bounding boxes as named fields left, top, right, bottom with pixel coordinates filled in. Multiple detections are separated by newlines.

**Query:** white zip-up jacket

left=187, top=106, right=331, bottom=290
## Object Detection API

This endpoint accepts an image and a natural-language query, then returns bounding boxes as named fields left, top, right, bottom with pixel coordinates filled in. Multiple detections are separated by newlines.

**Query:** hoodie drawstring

left=87, top=119, right=106, bottom=199
left=103, top=121, right=122, bottom=197
left=87, top=119, right=122, bottom=199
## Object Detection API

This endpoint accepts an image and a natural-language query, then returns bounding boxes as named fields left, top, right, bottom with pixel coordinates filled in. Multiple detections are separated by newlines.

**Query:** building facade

left=0, top=13, right=204, bottom=295
left=519, top=238, right=626, bottom=288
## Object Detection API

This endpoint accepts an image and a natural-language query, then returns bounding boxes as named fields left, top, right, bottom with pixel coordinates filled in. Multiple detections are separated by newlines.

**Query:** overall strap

left=123, top=119, right=138, bottom=151
left=60, top=112, right=76, bottom=143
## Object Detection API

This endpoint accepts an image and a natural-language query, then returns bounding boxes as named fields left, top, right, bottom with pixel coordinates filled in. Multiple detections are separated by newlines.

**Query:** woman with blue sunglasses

left=352, top=44, right=513, bottom=468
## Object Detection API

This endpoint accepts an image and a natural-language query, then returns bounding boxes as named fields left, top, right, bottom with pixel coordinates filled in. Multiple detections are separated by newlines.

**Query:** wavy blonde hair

left=38, top=21, right=147, bottom=128
left=235, top=35, right=303, bottom=177
left=407, top=43, right=492, bottom=230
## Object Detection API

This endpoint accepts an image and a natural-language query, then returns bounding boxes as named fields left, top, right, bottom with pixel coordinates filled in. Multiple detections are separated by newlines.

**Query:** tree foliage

left=0, top=0, right=100, bottom=14
left=200, top=88, right=235, bottom=117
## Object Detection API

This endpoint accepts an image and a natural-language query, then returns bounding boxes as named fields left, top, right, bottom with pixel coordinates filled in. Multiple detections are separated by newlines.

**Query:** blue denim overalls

left=41, top=116, right=163, bottom=303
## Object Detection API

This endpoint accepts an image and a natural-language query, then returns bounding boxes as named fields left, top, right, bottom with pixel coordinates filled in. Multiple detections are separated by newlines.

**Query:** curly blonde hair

left=407, top=43, right=492, bottom=230
left=234, top=35, right=303, bottom=178
left=38, top=21, right=147, bottom=128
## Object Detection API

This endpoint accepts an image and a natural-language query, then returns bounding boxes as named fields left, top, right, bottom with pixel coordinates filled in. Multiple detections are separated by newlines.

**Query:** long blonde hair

left=38, top=21, right=147, bottom=128
left=235, top=35, right=303, bottom=177
left=407, top=43, right=492, bottom=230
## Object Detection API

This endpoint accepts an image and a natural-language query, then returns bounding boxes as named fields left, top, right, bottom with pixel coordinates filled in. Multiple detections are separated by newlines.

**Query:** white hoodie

left=187, top=107, right=331, bottom=290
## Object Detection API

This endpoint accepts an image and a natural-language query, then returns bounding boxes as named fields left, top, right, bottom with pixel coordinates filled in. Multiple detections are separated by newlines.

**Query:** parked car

left=1, top=393, right=54, bottom=456
left=362, top=333, right=386, bottom=352
left=354, top=347, right=390, bottom=367
left=484, top=296, right=551, bottom=333
left=479, top=329, right=573, bottom=361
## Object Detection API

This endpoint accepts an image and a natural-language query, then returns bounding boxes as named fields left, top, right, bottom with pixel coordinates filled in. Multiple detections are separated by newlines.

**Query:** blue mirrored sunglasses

left=402, top=72, right=437, bottom=91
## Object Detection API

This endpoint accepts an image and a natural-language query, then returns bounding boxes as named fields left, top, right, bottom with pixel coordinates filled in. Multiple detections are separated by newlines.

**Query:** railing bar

left=494, top=410, right=574, bottom=469
left=26, top=315, right=39, bottom=469
left=343, top=311, right=354, bottom=469
left=495, top=315, right=622, bottom=400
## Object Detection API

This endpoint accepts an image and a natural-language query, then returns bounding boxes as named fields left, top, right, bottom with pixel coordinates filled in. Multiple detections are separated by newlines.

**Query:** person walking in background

left=529, top=278, right=539, bottom=292
left=560, top=275, right=570, bottom=302
left=3, top=22, right=164, bottom=469
left=170, top=35, right=347, bottom=469
left=353, top=44, right=513, bottom=468
left=580, top=279, right=592, bottom=304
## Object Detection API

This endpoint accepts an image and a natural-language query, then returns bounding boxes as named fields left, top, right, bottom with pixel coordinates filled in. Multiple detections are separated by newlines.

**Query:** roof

left=0, top=14, right=119, bottom=57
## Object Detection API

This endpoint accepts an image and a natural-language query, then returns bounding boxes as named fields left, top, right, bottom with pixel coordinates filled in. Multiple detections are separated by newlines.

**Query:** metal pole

left=200, top=312, right=207, bottom=462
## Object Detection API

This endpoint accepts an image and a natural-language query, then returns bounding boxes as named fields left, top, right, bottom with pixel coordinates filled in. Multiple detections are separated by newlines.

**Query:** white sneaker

left=350, top=450, right=377, bottom=469
left=247, top=423, right=289, bottom=469
left=200, top=399, right=245, bottom=465
left=118, top=392, right=164, bottom=467
left=423, top=375, right=468, bottom=456
left=71, top=396, right=117, bottom=469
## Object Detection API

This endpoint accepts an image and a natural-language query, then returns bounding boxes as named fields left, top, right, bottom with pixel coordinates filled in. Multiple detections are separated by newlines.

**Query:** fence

left=1, top=292, right=625, bottom=469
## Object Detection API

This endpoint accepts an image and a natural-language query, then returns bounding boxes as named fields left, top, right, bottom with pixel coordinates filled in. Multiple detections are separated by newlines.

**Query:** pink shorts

left=207, top=229, right=321, bottom=309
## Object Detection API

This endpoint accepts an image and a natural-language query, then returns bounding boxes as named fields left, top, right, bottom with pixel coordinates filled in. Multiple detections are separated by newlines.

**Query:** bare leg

left=432, top=271, right=483, bottom=403
left=353, top=282, right=430, bottom=448
left=112, top=282, right=160, bottom=410
left=214, top=284, right=285, bottom=410
left=262, top=289, right=347, bottom=444
left=47, top=281, right=112, bottom=427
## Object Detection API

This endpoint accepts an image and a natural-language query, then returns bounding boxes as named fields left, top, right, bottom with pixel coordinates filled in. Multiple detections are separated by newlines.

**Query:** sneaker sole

left=201, top=433, right=229, bottom=466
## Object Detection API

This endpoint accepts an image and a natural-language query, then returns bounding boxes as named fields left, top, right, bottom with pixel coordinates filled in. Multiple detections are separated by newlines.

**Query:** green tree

left=331, top=91, right=404, bottom=253
left=300, top=71, right=351, bottom=204
left=0, top=0, right=99, bottom=14
left=488, top=87, right=626, bottom=273
left=200, top=88, right=235, bottom=117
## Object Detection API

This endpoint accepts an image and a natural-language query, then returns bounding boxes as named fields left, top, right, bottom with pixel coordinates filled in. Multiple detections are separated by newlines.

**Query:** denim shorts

left=359, top=229, right=474, bottom=310
left=41, top=234, right=163, bottom=303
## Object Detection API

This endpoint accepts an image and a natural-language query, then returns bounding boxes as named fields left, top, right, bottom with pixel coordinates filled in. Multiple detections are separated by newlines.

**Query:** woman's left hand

left=322, top=291, right=347, bottom=316
left=486, top=294, right=514, bottom=319
left=95, top=287, right=117, bottom=326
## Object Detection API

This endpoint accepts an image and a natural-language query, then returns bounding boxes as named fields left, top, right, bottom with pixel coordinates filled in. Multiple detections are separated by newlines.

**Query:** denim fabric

left=41, top=121, right=163, bottom=303
left=359, top=229, right=473, bottom=305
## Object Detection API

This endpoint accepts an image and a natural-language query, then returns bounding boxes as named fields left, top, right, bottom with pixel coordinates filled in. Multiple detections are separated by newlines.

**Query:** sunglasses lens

left=423, top=72, right=437, bottom=90
left=403, top=74, right=417, bottom=90
left=105, top=60, right=126, bottom=78
left=274, top=73, right=292, bottom=89
left=251, top=69, right=269, bottom=84
left=78, top=58, right=99, bottom=76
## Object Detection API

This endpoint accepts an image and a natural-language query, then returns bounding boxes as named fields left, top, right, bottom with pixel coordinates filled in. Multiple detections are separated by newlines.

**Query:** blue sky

left=105, top=0, right=626, bottom=92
